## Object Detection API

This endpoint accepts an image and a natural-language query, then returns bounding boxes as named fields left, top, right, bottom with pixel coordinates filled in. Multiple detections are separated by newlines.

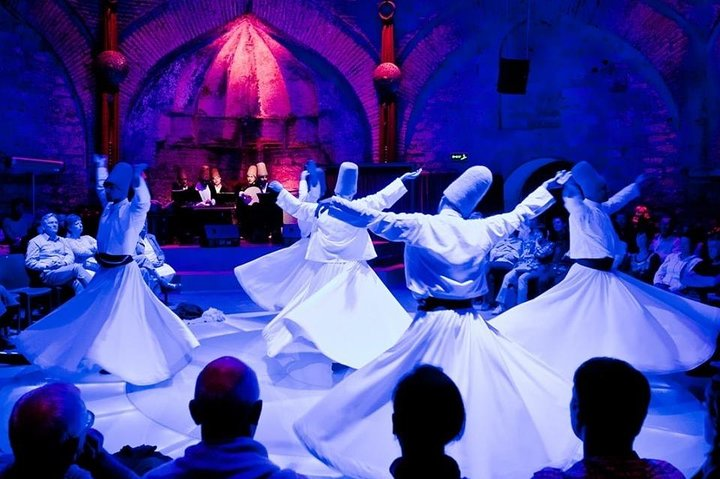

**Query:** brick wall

left=0, top=6, right=90, bottom=219
left=1, top=0, right=719, bottom=221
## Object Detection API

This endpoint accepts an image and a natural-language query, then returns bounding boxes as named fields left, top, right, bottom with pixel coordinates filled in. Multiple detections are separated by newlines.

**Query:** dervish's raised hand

left=400, top=168, right=423, bottom=183
left=268, top=180, right=284, bottom=193
left=634, top=172, right=657, bottom=188
left=543, top=170, right=572, bottom=190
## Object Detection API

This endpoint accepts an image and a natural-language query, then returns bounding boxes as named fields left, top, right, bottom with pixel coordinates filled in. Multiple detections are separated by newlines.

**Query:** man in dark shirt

left=533, top=357, right=684, bottom=479
left=0, top=383, right=137, bottom=479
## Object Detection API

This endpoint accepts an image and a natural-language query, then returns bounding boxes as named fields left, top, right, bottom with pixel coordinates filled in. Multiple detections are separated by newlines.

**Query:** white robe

left=491, top=183, right=720, bottom=378
left=294, top=185, right=582, bottom=479
left=262, top=178, right=413, bottom=369
left=15, top=173, right=199, bottom=386
left=234, top=175, right=324, bottom=312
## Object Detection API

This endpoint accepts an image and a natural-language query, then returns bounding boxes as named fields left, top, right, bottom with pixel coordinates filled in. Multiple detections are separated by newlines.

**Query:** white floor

left=0, top=310, right=711, bottom=478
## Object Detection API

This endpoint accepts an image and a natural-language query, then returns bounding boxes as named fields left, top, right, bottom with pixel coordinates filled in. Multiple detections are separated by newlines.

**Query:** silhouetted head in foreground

left=189, top=356, right=262, bottom=443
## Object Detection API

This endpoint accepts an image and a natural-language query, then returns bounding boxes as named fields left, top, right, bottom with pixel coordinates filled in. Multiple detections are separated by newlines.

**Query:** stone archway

left=120, top=0, right=380, bottom=159
left=125, top=14, right=370, bottom=204
left=504, top=157, right=572, bottom=210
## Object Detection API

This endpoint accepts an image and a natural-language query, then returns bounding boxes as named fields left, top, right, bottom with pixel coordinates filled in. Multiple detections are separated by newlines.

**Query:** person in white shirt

left=64, top=214, right=99, bottom=278
left=15, top=156, right=199, bottom=385
left=491, top=161, right=719, bottom=379
left=25, top=213, right=91, bottom=294
left=294, top=166, right=581, bottom=479
left=652, top=234, right=701, bottom=293
left=261, top=162, right=420, bottom=370
left=135, top=222, right=179, bottom=295
left=234, top=160, right=325, bottom=311
left=195, top=165, right=214, bottom=206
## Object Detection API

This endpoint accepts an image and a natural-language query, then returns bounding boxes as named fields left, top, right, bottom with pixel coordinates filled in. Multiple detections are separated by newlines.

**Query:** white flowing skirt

left=235, top=238, right=321, bottom=311
left=490, top=263, right=720, bottom=379
left=262, top=260, right=412, bottom=369
left=14, top=261, right=200, bottom=385
left=294, top=308, right=581, bottom=479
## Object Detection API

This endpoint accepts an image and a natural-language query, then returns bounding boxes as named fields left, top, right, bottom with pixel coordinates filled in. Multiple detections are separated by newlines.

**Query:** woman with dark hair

left=391, top=365, right=466, bottom=479
left=627, top=229, right=661, bottom=284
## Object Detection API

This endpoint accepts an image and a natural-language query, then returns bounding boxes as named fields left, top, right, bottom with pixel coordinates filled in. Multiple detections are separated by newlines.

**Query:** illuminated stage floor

left=0, top=245, right=711, bottom=478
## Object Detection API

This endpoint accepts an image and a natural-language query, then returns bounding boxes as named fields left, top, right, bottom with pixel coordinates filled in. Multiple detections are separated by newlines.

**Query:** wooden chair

left=0, top=254, right=53, bottom=332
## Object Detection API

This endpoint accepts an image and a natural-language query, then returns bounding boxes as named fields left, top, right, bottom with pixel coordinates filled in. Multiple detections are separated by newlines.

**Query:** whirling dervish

left=261, top=162, right=420, bottom=369
left=14, top=156, right=199, bottom=386
left=293, top=166, right=581, bottom=479
left=235, top=159, right=326, bottom=312
left=490, top=161, right=720, bottom=379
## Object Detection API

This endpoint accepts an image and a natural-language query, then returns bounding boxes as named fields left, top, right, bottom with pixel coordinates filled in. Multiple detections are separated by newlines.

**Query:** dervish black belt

left=95, top=253, right=133, bottom=268
left=574, top=257, right=613, bottom=271
left=418, top=297, right=474, bottom=311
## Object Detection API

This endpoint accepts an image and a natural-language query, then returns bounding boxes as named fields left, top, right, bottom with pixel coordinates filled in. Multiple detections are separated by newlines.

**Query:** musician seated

left=238, top=162, right=283, bottom=244
left=195, top=165, right=215, bottom=206
left=209, top=169, right=233, bottom=205
left=171, top=167, right=200, bottom=206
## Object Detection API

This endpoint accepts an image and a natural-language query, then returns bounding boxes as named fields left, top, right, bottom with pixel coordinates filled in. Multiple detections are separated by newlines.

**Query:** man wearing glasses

left=1, top=382, right=137, bottom=479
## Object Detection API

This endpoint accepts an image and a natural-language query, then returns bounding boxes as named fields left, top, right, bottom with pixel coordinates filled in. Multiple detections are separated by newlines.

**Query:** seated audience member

left=390, top=365, right=466, bottom=479
left=547, top=215, right=572, bottom=285
left=651, top=215, right=681, bottom=262
left=680, top=231, right=720, bottom=302
left=479, top=230, right=521, bottom=310
left=2, top=199, right=33, bottom=254
left=653, top=234, right=702, bottom=293
left=25, top=213, right=91, bottom=294
left=613, top=211, right=636, bottom=254
left=627, top=230, right=661, bottom=284
left=143, top=356, right=306, bottom=479
left=135, top=223, right=179, bottom=295
left=493, top=218, right=555, bottom=314
left=533, top=357, right=684, bottom=479
left=0, top=382, right=138, bottom=479
left=693, top=372, right=720, bottom=479
left=64, top=214, right=99, bottom=277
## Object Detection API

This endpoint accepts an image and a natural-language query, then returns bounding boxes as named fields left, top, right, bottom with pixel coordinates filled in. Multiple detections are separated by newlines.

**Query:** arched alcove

left=504, top=157, right=572, bottom=210
left=124, top=14, right=370, bottom=203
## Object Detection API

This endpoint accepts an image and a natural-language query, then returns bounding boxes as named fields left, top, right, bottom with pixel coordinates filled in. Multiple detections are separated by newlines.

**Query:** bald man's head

left=9, top=383, right=88, bottom=465
left=190, top=356, right=262, bottom=440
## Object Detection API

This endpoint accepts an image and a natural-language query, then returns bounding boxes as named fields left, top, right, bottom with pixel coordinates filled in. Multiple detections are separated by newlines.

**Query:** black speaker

left=203, top=224, right=240, bottom=247
left=497, top=57, right=530, bottom=94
